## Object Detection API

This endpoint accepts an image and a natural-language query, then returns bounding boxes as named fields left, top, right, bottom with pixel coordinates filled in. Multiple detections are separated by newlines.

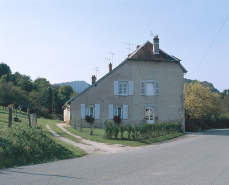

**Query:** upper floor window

left=141, top=81, right=159, bottom=96
left=119, top=82, right=127, bottom=95
left=114, top=81, right=133, bottom=96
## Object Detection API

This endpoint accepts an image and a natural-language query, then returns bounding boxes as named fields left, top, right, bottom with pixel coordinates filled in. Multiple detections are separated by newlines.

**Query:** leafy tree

left=0, top=82, right=28, bottom=109
left=0, top=63, right=11, bottom=78
left=58, top=84, right=74, bottom=103
left=11, top=72, right=33, bottom=92
left=184, top=81, right=225, bottom=119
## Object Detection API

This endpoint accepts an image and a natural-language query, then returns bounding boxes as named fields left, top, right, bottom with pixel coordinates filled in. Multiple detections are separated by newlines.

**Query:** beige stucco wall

left=63, top=104, right=71, bottom=125
left=70, top=59, right=184, bottom=128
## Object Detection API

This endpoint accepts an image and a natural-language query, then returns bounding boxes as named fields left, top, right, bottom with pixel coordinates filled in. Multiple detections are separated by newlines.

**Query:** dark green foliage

left=120, top=123, right=125, bottom=139
left=113, top=123, right=120, bottom=139
left=0, top=63, right=11, bottom=78
left=105, top=122, right=113, bottom=139
left=126, top=124, right=132, bottom=140
left=0, top=123, right=76, bottom=169
left=105, top=122, right=182, bottom=140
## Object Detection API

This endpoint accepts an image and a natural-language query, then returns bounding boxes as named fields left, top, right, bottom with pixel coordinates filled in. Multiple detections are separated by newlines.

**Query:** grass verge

left=64, top=126, right=184, bottom=147
left=0, top=108, right=86, bottom=169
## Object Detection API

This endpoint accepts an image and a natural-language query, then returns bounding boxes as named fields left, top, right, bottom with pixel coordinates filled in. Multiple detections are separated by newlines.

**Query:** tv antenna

left=110, top=52, right=115, bottom=64
left=105, top=57, right=111, bottom=67
left=150, top=31, right=154, bottom=41
left=122, top=42, right=137, bottom=55
left=94, top=67, right=100, bottom=79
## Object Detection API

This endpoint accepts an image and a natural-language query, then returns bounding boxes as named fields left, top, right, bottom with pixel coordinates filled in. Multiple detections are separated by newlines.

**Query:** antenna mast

left=122, top=42, right=136, bottom=55
left=110, top=52, right=115, bottom=64
left=94, top=67, right=100, bottom=79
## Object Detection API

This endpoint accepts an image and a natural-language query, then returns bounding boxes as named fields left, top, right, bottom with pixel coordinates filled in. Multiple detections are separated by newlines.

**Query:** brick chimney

left=91, top=75, right=96, bottom=85
left=153, top=35, right=159, bottom=55
left=109, top=63, right=112, bottom=72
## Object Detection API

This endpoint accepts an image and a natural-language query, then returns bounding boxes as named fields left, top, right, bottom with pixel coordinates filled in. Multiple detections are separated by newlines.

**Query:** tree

left=58, top=84, right=75, bottom=103
left=184, top=81, right=225, bottom=119
left=11, top=72, right=33, bottom=92
left=0, top=82, right=28, bottom=109
left=0, top=63, right=11, bottom=78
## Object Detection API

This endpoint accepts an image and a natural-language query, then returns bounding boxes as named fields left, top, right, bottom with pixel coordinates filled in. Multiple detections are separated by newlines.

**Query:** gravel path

left=46, top=123, right=136, bottom=156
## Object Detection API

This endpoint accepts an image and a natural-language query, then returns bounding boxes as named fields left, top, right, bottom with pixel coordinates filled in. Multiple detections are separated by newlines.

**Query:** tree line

left=0, top=63, right=77, bottom=118
left=184, top=81, right=229, bottom=120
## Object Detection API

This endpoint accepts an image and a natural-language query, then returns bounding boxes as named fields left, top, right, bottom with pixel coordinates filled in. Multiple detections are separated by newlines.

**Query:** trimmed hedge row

left=104, top=122, right=182, bottom=140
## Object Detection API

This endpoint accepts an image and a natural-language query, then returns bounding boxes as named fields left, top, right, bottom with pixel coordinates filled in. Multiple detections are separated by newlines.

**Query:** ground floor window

left=86, top=106, right=94, bottom=117
left=114, top=106, right=122, bottom=118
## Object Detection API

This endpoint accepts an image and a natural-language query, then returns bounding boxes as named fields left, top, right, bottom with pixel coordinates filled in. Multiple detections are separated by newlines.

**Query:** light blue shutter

left=155, top=82, right=159, bottom=95
left=140, top=81, right=145, bottom=95
left=114, top=81, right=118, bottom=95
left=81, top=104, right=85, bottom=119
left=109, top=104, right=113, bottom=119
left=123, top=105, right=128, bottom=119
left=95, top=104, right=100, bottom=119
left=128, top=81, right=134, bottom=95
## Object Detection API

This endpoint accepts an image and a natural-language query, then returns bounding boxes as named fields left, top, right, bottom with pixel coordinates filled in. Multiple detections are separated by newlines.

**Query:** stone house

left=63, top=35, right=187, bottom=130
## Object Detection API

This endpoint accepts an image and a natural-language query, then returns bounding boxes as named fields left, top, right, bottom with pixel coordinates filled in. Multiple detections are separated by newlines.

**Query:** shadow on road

left=188, top=129, right=229, bottom=136
left=1, top=170, right=83, bottom=180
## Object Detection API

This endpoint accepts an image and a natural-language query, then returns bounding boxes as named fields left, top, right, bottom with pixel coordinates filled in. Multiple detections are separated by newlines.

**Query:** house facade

left=64, top=36, right=187, bottom=131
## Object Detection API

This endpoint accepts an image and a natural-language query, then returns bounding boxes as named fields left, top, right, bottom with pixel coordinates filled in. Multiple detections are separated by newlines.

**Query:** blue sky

left=0, top=0, right=228, bottom=92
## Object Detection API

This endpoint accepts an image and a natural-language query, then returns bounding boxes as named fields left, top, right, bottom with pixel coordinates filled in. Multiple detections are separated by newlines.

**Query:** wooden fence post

left=35, top=113, right=37, bottom=124
left=27, top=108, right=31, bottom=126
left=8, top=107, right=13, bottom=128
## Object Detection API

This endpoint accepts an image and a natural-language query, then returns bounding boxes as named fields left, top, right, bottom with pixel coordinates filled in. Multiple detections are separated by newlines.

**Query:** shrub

left=85, top=116, right=94, bottom=124
left=126, top=124, right=132, bottom=140
left=120, top=123, right=125, bottom=139
left=113, top=116, right=121, bottom=125
left=113, top=123, right=120, bottom=139
left=105, top=122, right=113, bottom=139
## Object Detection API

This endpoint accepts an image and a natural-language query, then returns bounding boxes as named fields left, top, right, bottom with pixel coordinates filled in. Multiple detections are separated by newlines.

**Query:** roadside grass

left=0, top=108, right=85, bottom=169
left=64, top=126, right=184, bottom=147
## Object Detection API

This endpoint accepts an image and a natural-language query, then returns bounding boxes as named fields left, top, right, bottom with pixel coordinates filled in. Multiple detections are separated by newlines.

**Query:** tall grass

left=0, top=108, right=85, bottom=169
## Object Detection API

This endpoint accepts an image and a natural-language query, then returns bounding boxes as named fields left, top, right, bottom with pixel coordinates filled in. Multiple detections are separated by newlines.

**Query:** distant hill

left=55, top=81, right=90, bottom=93
left=184, top=78, right=220, bottom=93
left=56, top=79, right=219, bottom=94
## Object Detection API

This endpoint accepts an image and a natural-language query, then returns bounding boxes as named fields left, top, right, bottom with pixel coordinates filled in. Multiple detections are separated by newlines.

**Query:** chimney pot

left=109, top=63, right=112, bottom=72
left=91, top=75, right=96, bottom=85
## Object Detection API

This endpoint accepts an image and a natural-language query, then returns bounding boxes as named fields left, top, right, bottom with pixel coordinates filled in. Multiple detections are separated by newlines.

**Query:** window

left=114, top=81, right=133, bottom=96
left=146, top=82, right=154, bottom=95
left=119, top=82, right=127, bottom=95
left=114, top=106, right=122, bottom=118
left=109, top=104, right=128, bottom=120
left=86, top=106, right=94, bottom=117
left=140, top=81, right=159, bottom=96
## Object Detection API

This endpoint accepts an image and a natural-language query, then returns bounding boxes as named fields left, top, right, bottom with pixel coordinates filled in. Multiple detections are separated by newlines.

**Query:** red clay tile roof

left=129, top=41, right=179, bottom=61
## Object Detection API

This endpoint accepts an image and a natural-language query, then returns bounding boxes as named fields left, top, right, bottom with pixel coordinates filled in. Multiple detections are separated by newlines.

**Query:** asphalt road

left=1, top=129, right=229, bottom=185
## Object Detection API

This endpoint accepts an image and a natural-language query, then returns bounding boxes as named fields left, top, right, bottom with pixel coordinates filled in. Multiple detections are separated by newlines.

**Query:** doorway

left=145, top=107, right=154, bottom=124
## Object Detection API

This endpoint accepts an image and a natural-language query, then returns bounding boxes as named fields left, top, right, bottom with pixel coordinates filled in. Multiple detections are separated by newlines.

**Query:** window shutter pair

left=81, top=104, right=100, bottom=119
left=140, top=81, right=159, bottom=95
left=114, top=81, right=133, bottom=95
left=109, top=104, right=128, bottom=119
